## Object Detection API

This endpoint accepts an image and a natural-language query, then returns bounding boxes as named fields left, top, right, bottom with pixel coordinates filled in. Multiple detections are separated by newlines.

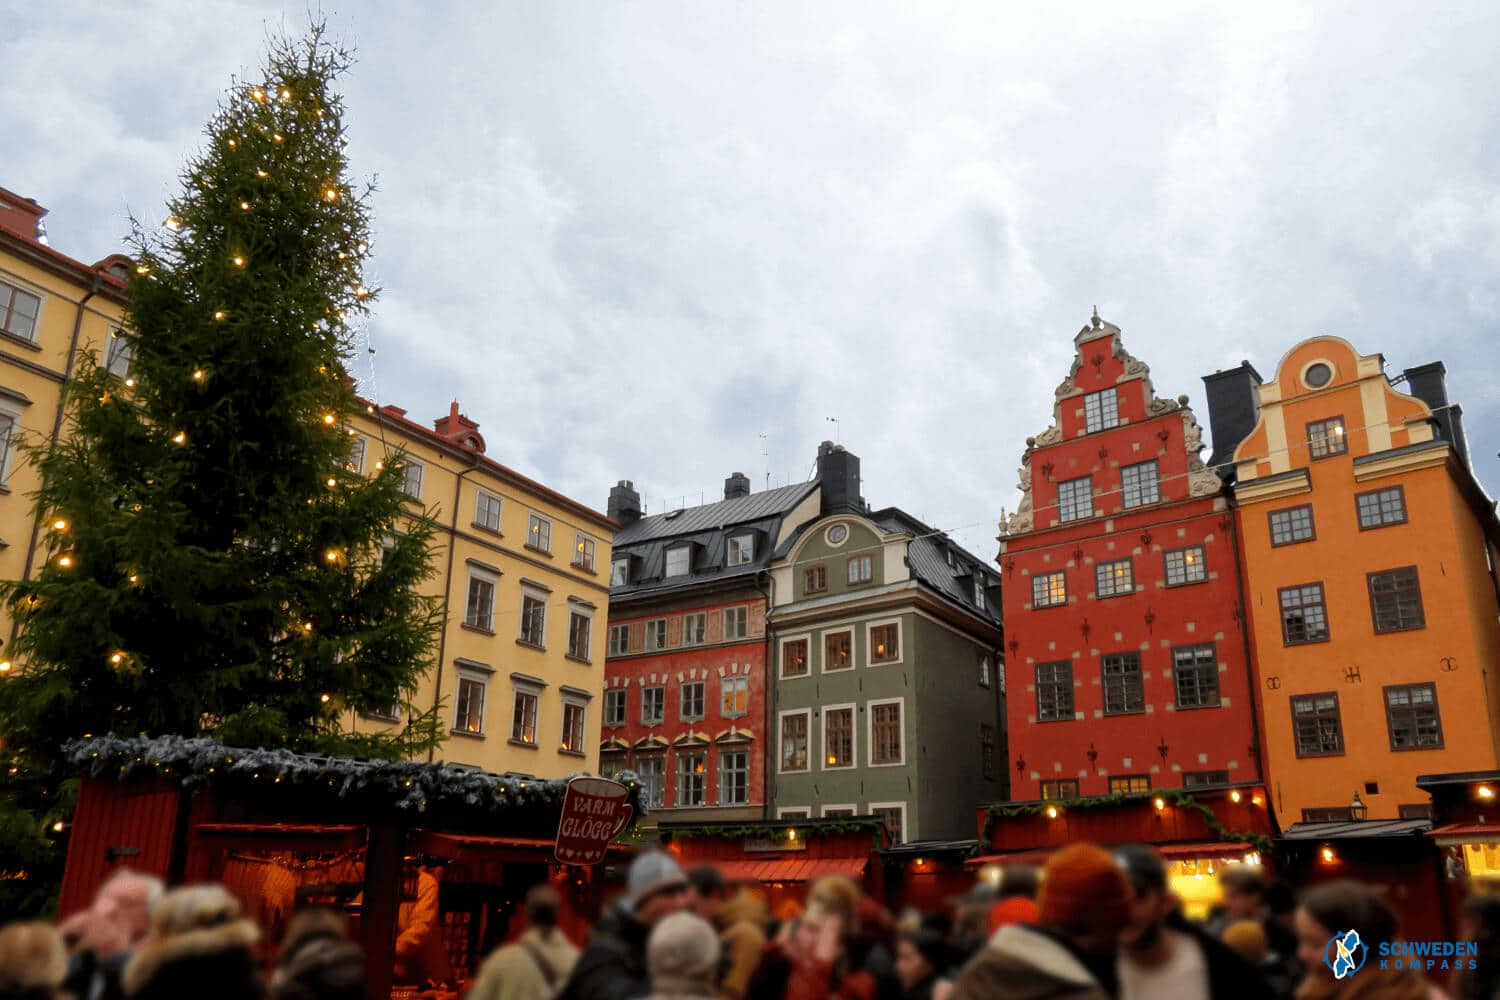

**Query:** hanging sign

left=555, top=776, right=634, bottom=866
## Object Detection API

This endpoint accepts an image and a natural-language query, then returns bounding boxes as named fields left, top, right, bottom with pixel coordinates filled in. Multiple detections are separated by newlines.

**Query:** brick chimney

left=432, top=400, right=485, bottom=453
left=0, top=188, right=47, bottom=245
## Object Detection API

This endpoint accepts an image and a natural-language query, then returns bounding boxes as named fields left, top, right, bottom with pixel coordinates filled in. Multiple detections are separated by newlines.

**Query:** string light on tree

left=51, top=519, right=68, bottom=533
left=214, top=311, right=226, bottom=321
left=232, top=254, right=246, bottom=268
left=251, top=87, right=267, bottom=103
left=192, top=370, right=205, bottom=382
left=171, top=432, right=186, bottom=445
left=322, top=413, right=336, bottom=425
left=56, top=554, right=74, bottom=569
left=164, top=217, right=182, bottom=231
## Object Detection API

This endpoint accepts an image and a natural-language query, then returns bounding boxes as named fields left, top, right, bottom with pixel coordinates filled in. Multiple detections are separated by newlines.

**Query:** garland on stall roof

left=63, top=735, right=644, bottom=819
left=661, top=819, right=887, bottom=843
left=980, top=789, right=1272, bottom=856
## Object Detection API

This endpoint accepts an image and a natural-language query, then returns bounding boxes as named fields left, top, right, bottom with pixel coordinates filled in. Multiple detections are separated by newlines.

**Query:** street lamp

left=1350, top=791, right=1368, bottom=822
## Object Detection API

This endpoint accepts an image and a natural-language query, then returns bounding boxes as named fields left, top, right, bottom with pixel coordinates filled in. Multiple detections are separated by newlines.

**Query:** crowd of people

left=6, top=842, right=1500, bottom=1000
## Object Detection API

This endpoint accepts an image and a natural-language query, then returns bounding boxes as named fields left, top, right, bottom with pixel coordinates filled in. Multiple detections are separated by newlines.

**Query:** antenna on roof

left=826, top=416, right=841, bottom=443
left=760, top=433, right=770, bottom=491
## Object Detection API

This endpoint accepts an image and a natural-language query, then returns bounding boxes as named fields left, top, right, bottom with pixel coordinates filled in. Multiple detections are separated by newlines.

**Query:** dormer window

left=611, top=557, right=630, bottom=587
left=728, top=534, right=754, bottom=566
left=974, top=579, right=987, bottom=610
left=665, top=547, right=691, bottom=578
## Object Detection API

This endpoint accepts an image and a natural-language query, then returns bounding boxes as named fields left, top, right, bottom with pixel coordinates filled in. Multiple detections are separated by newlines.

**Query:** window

left=1041, top=780, right=1079, bottom=800
left=526, top=514, right=552, bottom=552
left=104, top=329, right=134, bottom=376
left=724, top=606, right=748, bottom=640
left=574, top=534, right=596, bottom=571
left=454, top=676, right=487, bottom=735
left=520, top=594, right=547, bottom=646
left=824, top=706, right=854, bottom=768
left=1109, top=775, right=1151, bottom=794
left=1279, top=583, right=1330, bottom=645
left=682, top=612, right=707, bottom=646
left=804, top=564, right=827, bottom=595
left=1182, top=770, right=1229, bottom=788
left=1357, top=487, right=1408, bottom=530
left=1369, top=567, right=1425, bottom=633
left=1305, top=362, right=1333, bottom=388
left=0, top=280, right=41, bottom=341
left=869, top=623, right=900, bottom=664
left=980, top=723, right=996, bottom=779
left=600, top=753, right=628, bottom=780
left=872, top=804, right=905, bottom=845
left=401, top=459, right=424, bottom=500
left=608, top=624, right=629, bottom=656
left=604, top=689, right=626, bottom=727
left=464, top=572, right=495, bottom=631
left=509, top=688, right=538, bottom=744
left=824, top=630, right=853, bottom=671
left=680, top=681, right=705, bottom=721
left=778, top=808, right=811, bottom=820
left=974, top=579, right=988, bottom=610
left=1036, top=661, right=1074, bottom=722
left=728, top=534, right=754, bottom=566
left=1033, top=572, right=1067, bottom=608
left=1385, top=683, right=1442, bottom=750
left=1164, top=546, right=1207, bottom=586
left=561, top=702, right=586, bottom=754
left=642, top=686, right=665, bottom=725
left=1303, top=807, right=1354, bottom=822
left=1096, top=559, right=1134, bottom=598
left=823, top=806, right=856, bottom=818
left=1269, top=505, right=1315, bottom=546
left=0, top=412, right=19, bottom=484
left=781, top=638, right=809, bottom=678
left=645, top=618, right=667, bottom=650
left=636, top=755, right=665, bottom=808
left=847, top=555, right=872, bottom=584
left=665, top=547, right=690, bottom=577
left=567, top=611, right=591, bottom=660
left=780, top=712, right=809, bottom=772
left=611, top=558, right=629, bottom=586
left=1084, top=387, right=1119, bottom=432
left=1292, top=693, right=1344, bottom=757
left=1058, top=476, right=1094, bottom=523
left=1121, top=461, right=1160, bottom=508
left=718, top=750, right=749, bottom=805
left=475, top=490, right=503, bottom=532
left=721, top=676, right=748, bottom=717
left=980, top=656, right=992, bottom=688
left=1308, top=417, right=1348, bottom=458
left=676, top=752, right=706, bottom=807
left=1172, top=644, right=1220, bottom=708
left=870, top=701, right=903, bottom=765
left=1102, top=653, right=1144, bottom=715
left=347, top=436, right=367, bottom=475
left=1399, top=804, right=1433, bottom=820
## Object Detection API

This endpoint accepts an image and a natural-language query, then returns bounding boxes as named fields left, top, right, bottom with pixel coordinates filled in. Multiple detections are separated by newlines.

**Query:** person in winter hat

left=709, top=886, right=770, bottom=1000
left=0, top=921, right=69, bottom=1000
left=895, top=920, right=952, bottom=1000
left=645, top=912, right=722, bottom=1000
left=470, top=884, right=581, bottom=1000
left=1293, top=881, right=1443, bottom=1000
left=270, top=907, right=364, bottom=1000
left=59, top=868, right=164, bottom=1000
left=121, top=884, right=263, bottom=1000
left=556, top=851, right=690, bottom=1000
left=949, top=843, right=1132, bottom=1000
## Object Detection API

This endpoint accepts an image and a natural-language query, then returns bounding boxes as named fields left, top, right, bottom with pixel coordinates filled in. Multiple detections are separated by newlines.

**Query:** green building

left=767, top=443, right=1005, bottom=843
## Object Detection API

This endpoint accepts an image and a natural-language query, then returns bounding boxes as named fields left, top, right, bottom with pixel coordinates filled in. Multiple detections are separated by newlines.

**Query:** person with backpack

left=470, top=885, right=581, bottom=1000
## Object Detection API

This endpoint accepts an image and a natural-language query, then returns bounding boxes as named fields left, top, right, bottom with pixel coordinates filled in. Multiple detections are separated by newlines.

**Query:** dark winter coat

left=121, top=919, right=263, bottom=1000
left=555, top=906, right=651, bottom=1000
left=1171, top=916, right=1275, bottom=1000
left=948, top=924, right=1112, bottom=1000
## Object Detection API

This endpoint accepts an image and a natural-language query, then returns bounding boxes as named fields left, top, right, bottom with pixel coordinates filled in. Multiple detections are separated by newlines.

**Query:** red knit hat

left=1037, top=844, right=1131, bottom=935
left=988, top=896, right=1039, bottom=935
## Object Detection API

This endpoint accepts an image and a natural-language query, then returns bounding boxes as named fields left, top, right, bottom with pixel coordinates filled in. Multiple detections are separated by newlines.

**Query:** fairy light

left=124, top=377, right=136, bottom=388
left=227, top=138, right=237, bottom=149
left=135, top=264, right=150, bottom=276
left=302, top=622, right=314, bottom=633
left=1153, top=797, right=1166, bottom=812
left=1230, top=789, right=1242, bottom=803
left=240, top=201, right=252, bottom=212
left=0, top=661, right=12, bottom=673
left=273, top=133, right=285, bottom=143
left=323, top=187, right=339, bottom=202
left=322, top=413, right=336, bottom=425
left=355, top=285, right=368, bottom=298
left=232, top=254, right=246, bottom=269
left=1479, top=785, right=1496, bottom=802
left=51, top=821, right=65, bottom=833
left=1045, top=805, right=1060, bottom=820
left=214, top=311, right=226, bottom=321
left=320, top=693, right=331, bottom=703
left=51, top=519, right=67, bottom=532
left=251, top=87, right=267, bottom=103
left=279, top=87, right=292, bottom=102
left=164, top=216, right=182, bottom=231
left=324, top=549, right=340, bottom=563
left=56, top=554, right=74, bottom=569
left=109, top=652, right=125, bottom=666
left=172, top=432, right=186, bottom=445
left=192, top=370, right=205, bottom=382
left=256, top=169, right=269, bottom=179
left=326, top=477, right=337, bottom=488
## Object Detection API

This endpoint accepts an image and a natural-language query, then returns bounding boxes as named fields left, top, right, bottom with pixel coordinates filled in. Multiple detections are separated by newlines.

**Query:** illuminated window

left=1164, top=546, right=1206, bottom=586
left=1041, top=780, right=1078, bottom=800
left=675, top=752, right=706, bottom=807
left=526, top=513, right=552, bottom=552
left=1307, top=417, right=1348, bottom=459
left=509, top=688, right=539, bottom=745
left=560, top=702, right=586, bottom=754
left=1032, top=571, right=1067, bottom=608
left=453, top=676, right=487, bottom=735
left=573, top=534, right=596, bottom=571
left=823, top=706, right=854, bottom=768
left=1109, top=775, right=1150, bottom=794
left=721, top=676, right=749, bottom=718
left=869, top=623, right=900, bottom=664
left=1095, top=559, right=1134, bottom=598
left=780, top=711, right=809, bottom=772
left=824, top=630, right=853, bottom=671
left=781, top=638, right=809, bottom=678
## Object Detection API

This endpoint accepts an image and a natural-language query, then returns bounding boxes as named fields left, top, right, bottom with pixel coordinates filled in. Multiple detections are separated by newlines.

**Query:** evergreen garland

left=980, top=789, right=1273, bottom=855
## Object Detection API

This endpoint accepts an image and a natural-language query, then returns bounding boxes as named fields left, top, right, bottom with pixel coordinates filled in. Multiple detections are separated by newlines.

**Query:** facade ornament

left=1034, top=424, right=1062, bottom=447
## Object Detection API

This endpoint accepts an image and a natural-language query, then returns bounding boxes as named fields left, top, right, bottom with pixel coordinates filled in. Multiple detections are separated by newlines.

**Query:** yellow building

left=349, top=400, right=616, bottom=778
left=0, top=187, right=130, bottom=658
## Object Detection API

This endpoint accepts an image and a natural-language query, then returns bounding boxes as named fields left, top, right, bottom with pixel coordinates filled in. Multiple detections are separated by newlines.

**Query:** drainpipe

left=1226, top=489, right=1267, bottom=788
left=753, top=568, right=775, bottom=821
left=426, top=452, right=481, bottom=761
left=13, top=274, right=102, bottom=645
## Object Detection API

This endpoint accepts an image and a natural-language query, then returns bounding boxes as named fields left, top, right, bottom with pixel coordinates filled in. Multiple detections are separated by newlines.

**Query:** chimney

left=1201, top=362, right=1264, bottom=482
left=1403, top=362, right=1470, bottom=468
left=0, top=189, right=48, bottom=246
left=816, top=441, right=863, bottom=515
left=609, top=480, right=642, bottom=525
left=724, top=472, right=751, bottom=500
left=432, top=400, right=486, bottom=453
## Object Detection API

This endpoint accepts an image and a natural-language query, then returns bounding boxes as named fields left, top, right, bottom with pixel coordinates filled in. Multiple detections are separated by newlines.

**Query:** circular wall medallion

left=1303, top=362, right=1333, bottom=389
left=826, top=523, right=849, bottom=546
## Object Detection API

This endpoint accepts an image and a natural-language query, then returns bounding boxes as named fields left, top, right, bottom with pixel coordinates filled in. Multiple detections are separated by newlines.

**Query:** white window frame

left=867, top=696, right=906, bottom=767
left=847, top=554, right=873, bottom=584
left=822, top=627, right=855, bottom=672
left=645, top=617, right=668, bottom=650
left=665, top=546, right=690, bottom=577
left=560, top=696, right=588, bottom=755
left=777, top=807, right=811, bottom=820
left=682, top=611, right=707, bottom=646
left=519, top=587, right=548, bottom=647
left=527, top=513, right=552, bottom=552
left=453, top=669, right=489, bottom=736
left=980, top=655, right=992, bottom=688
left=1121, top=460, right=1161, bottom=508
left=509, top=680, right=541, bottom=745
left=474, top=489, right=503, bottom=533
left=780, top=633, right=812, bottom=680
left=401, top=458, right=424, bottom=500
left=778, top=708, right=811, bottom=773
left=574, top=533, right=596, bottom=572
left=723, top=605, right=749, bottom=641
left=866, top=618, right=904, bottom=667
left=821, top=804, right=857, bottom=818
left=675, top=749, right=707, bottom=807
left=347, top=435, right=367, bottom=475
left=611, top=557, right=629, bottom=586
left=1057, top=475, right=1094, bottom=523
left=0, top=277, right=44, bottom=343
left=608, top=623, right=630, bottom=656
left=566, top=604, right=593, bottom=661
left=679, top=679, right=706, bottom=721
left=727, top=533, right=754, bottom=566
left=868, top=801, right=908, bottom=845
left=720, top=675, right=749, bottom=718
left=642, top=685, right=665, bottom=725
left=463, top=566, right=497, bottom=632
left=105, top=327, right=134, bottom=375
left=636, top=754, right=666, bottom=809
left=821, top=702, right=856, bottom=771
left=1083, top=387, right=1119, bottom=433
left=974, top=579, right=988, bottom=610
left=603, top=688, right=627, bottom=727
left=717, top=748, right=750, bottom=806
left=0, top=399, right=22, bottom=487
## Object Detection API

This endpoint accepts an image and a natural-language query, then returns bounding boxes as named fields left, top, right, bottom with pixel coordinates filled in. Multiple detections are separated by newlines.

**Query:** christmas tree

left=0, top=27, right=444, bottom=911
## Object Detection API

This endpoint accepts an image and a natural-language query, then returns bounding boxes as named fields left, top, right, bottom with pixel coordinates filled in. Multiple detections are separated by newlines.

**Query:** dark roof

left=611, top=482, right=817, bottom=600
left=1417, top=770, right=1500, bottom=790
left=1279, top=819, right=1431, bottom=840
left=879, top=839, right=978, bottom=857
left=869, top=508, right=1003, bottom=627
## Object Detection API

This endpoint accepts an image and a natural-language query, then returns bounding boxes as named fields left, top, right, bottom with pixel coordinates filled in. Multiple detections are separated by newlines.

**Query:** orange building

left=1221, top=336, right=1500, bottom=825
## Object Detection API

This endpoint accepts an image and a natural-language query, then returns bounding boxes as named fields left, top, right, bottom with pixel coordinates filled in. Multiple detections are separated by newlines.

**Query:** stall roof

left=1156, top=842, right=1256, bottom=859
left=1429, top=823, right=1500, bottom=844
left=716, top=857, right=869, bottom=884
left=1416, top=770, right=1500, bottom=790
left=880, top=839, right=977, bottom=858
left=1280, top=819, right=1432, bottom=840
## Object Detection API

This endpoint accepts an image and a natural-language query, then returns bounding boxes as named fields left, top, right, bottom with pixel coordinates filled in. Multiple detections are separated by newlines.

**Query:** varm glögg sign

left=554, top=776, right=633, bottom=865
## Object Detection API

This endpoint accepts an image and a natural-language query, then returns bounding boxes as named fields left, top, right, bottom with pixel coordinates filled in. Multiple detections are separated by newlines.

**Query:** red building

left=998, top=313, right=1263, bottom=803
left=601, top=475, right=820, bottom=827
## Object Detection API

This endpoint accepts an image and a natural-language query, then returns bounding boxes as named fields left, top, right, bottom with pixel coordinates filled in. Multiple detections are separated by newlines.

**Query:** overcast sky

left=5, top=2, right=1498, bottom=559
